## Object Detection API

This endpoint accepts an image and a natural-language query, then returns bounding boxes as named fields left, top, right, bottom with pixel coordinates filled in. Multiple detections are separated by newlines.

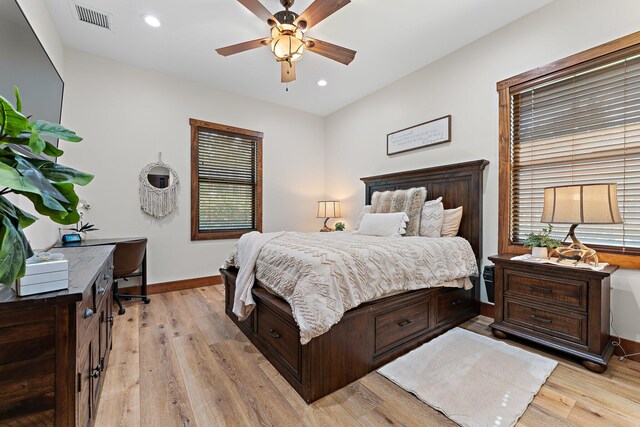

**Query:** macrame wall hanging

left=139, top=154, right=180, bottom=218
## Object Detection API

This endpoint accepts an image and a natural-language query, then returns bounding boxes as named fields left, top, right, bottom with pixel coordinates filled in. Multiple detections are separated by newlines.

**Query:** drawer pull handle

left=452, top=298, right=463, bottom=306
left=531, top=314, right=553, bottom=324
left=108, top=315, right=114, bottom=325
left=398, top=319, right=412, bottom=327
left=268, top=329, right=281, bottom=339
left=90, top=364, right=101, bottom=379
left=530, top=286, right=552, bottom=293
left=103, top=273, right=110, bottom=281
left=97, top=286, right=106, bottom=295
left=84, top=308, right=94, bottom=318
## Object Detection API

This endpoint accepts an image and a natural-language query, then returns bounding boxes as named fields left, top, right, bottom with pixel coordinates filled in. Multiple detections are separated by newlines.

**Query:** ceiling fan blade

left=216, top=38, right=270, bottom=56
left=281, top=61, right=296, bottom=83
left=306, top=38, right=356, bottom=65
left=237, top=0, right=278, bottom=26
left=295, top=0, right=350, bottom=30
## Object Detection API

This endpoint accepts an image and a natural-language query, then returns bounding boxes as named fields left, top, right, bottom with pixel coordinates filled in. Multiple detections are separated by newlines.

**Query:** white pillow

left=419, top=197, right=444, bottom=237
left=354, top=205, right=371, bottom=230
left=441, top=206, right=463, bottom=237
left=354, top=213, right=409, bottom=237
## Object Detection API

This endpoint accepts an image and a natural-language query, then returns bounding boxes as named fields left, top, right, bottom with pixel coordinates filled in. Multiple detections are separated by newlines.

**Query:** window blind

left=510, top=53, right=640, bottom=251
left=197, top=128, right=257, bottom=232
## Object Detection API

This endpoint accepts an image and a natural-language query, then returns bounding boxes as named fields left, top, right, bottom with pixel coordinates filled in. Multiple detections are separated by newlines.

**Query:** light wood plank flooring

left=96, top=285, right=640, bottom=426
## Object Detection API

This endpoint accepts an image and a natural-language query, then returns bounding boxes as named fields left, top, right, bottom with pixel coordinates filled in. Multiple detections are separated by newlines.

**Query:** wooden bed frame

left=221, top=159, right=489, bottom=403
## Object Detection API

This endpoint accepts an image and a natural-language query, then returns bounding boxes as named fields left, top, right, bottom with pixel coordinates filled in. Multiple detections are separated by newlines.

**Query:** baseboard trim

left=480, top=301, right=494, bottom=318
left=614, top=336, right=640, bottom=363
left=119, top=275, right=222, bottom=296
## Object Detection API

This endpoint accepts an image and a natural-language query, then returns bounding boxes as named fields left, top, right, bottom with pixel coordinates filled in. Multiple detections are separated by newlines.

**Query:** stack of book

left=13, top=258, right=69, bottom=296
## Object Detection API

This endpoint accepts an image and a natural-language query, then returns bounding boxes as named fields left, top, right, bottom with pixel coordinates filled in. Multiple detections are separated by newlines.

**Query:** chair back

left=113, top=239, right=147, bottom=279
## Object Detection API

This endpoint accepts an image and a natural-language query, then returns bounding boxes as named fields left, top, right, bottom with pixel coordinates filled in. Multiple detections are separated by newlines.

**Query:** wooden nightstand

left=489, top=254, right=619, bottom=373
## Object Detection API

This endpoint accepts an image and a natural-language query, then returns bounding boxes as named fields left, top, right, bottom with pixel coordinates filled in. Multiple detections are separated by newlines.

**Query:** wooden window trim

left=497, top=31, right=640, bottom=269
left=190, top=118, right=263, bottom=241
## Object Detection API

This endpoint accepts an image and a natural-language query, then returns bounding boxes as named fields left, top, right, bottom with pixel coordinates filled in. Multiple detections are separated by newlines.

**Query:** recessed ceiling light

left=317, top=79, right=328, bottom=87
left=142, top=14, right=161, bottom=28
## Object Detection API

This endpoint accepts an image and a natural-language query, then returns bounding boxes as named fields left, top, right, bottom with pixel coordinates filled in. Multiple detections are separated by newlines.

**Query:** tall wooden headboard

left=361, top=160, right=489, bottom=262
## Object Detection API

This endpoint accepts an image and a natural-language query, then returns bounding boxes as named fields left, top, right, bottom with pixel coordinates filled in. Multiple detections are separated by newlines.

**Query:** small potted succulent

left=334, top=221, right=345, bottom=231
left=523, top=224, right=563, bottom=258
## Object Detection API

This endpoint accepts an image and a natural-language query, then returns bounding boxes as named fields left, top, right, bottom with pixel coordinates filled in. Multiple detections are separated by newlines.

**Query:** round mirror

left=139, top=160, right=180, bottom=218
left=147, top=165, right=172, bottom=189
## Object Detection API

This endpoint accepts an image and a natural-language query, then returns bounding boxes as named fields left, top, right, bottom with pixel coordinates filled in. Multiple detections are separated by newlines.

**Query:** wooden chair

left=112, top=238, right=150, bottom=315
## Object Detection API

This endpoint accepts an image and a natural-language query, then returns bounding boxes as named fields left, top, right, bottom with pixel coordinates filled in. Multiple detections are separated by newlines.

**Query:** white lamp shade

left=541, top=184, right=622, bottom=224
left=317, top=201, right=341, bottom=218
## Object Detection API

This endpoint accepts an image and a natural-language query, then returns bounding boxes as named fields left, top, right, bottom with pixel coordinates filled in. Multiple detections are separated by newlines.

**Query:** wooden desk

left=55, top=238, right=148, bottom=296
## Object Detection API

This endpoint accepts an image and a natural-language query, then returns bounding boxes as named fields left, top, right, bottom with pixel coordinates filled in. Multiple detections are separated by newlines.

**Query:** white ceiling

left=44, top=0, right=552, bottom=116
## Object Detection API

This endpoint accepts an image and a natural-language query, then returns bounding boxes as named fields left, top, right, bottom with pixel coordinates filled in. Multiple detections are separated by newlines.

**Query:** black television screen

left=0, top=0, right=64, bottom=159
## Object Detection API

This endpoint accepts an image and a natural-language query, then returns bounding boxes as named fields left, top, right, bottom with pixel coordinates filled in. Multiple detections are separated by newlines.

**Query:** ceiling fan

left=216, top=0, right=356, bottom=84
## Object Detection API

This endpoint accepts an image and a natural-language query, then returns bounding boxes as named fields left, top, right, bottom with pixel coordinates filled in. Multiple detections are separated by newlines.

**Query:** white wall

left=60, top=49, right=325, bottom=284
left=15, top=0, right=65, bottom=250
left=324, top=0, right=640, bottom=341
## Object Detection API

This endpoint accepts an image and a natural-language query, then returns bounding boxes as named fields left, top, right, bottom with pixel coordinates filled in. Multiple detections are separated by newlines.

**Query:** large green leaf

left=14, top=86, right=22, bottom=114
left=33, top=120, right=82, bottom=142
left=0, top=195, right=37, bottom=228
left=43, top=141, right=64, bottom=157
left=28, top=128, right=46, bottom=154
left=22, top=157, right=93, bottom=186
left=0, top=215, right=29, bottom=285
left=0, top=96, right=29, bottom=138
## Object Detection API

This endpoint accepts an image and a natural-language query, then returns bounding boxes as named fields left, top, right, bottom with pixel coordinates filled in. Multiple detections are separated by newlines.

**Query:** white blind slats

left=197, top=128, right=257, bottom=232
left=511, top=54, right=640, bottom=249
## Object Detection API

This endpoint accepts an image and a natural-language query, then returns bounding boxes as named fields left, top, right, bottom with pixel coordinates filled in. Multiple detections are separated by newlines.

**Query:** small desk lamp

left=542, top=184, right=622, bottom=266
left=317, top=201, right=341, bottom=232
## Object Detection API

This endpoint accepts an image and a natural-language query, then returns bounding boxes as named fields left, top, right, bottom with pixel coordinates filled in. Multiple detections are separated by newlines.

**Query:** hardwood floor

left=96, top=285, right=640, bottom=426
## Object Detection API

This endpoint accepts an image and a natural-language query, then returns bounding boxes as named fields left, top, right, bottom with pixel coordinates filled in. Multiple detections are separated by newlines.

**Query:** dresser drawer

left=94, top=257, right=113, bottom=309
left=374, top=296, right=431, bottom=354
left=505, top=270, right=587, bottom=311
left=255, top=305, right=300, bottom=377
left=504, top=299, right=587, bottom=344
left=436, top=288, right=473, bottom=325
left=77, top=291, right=96, bottom=341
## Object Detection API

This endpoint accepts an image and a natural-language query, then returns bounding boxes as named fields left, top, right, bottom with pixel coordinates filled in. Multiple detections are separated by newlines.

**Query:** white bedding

left=225, top=231, right=479, bottom=344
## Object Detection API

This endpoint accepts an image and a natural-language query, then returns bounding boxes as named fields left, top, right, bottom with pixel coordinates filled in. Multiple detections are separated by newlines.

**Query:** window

left=498, top=33, right=640, bottom=269
left=190, top=119, right=262, bottom=240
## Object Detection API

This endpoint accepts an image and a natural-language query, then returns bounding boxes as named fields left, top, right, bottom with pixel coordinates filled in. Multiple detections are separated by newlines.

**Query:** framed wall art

left=387, top=115, right=451, bottom=155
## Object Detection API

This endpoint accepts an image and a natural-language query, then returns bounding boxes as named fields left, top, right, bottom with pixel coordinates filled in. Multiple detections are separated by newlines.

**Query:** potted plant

left=523, top=224, right=563, bottom=258
left=0, top=86, right=92, bottom=286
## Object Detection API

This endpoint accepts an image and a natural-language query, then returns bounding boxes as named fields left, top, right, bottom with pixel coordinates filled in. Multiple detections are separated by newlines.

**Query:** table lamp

left=541, top=184, right=622, bottom=266
left=317, top=201, right=341, bottom=232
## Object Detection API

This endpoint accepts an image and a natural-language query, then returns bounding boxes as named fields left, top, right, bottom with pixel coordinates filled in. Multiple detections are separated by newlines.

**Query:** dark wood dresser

left=0, top=246, right=114, bottom=426
left=489, top=254, right=618, bottom=373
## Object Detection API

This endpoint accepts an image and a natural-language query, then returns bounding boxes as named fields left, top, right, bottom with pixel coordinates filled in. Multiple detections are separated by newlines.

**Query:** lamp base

left=320, top=218, right=333, bottom=232
left=548, top=224, right=599, bottom=266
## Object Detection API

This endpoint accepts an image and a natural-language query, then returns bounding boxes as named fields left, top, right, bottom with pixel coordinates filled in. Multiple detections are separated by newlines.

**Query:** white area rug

left=377, top=328, right=557, bottom=427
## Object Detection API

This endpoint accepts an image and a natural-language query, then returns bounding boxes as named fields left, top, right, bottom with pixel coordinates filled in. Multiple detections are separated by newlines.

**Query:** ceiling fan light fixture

left=270, top=24, right=305, bottom=62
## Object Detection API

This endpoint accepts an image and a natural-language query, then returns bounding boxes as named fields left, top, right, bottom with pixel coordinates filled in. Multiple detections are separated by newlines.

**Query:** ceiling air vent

left=72, top=3, right=112, bottom=30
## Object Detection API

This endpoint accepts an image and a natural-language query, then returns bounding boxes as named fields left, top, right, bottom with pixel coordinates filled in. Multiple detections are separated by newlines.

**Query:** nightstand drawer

left=504, top=299, right=587, bottom=345
left=504, top=270, right=587, bottom=311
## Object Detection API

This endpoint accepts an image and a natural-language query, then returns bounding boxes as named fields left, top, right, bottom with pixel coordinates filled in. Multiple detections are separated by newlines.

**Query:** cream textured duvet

left=225, top=231, right=479, bottom=344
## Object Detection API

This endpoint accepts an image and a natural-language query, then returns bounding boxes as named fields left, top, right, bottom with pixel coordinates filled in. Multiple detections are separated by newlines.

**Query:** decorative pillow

left=370, top=187, right=426, bottom=236
left=441, top=206, right=463, bottom=237
left=354, top=205, right=371, bottom=230
left=353, top=213, right=409, bottom=237
left=419, top=197, right=444, bottom=237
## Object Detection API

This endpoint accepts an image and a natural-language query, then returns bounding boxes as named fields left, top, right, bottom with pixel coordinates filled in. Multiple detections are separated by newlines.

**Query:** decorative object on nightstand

left=317, top=200, right=341, bottom=232
left=523, top=224, right=562, bottom=259
left=542, top=184, right=622, bottom=266
left=334, top=221, right=345, bottom=231
left=489, top=254, right=618, bottom=373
